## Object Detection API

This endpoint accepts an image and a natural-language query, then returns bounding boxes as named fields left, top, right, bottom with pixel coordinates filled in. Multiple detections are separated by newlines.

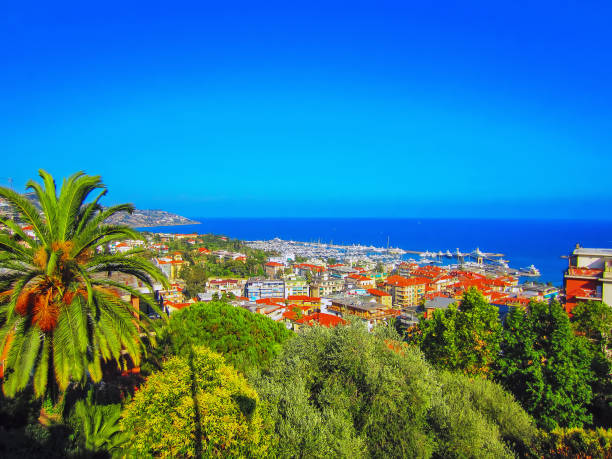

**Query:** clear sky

left=1, top=1, right=611, bottom=219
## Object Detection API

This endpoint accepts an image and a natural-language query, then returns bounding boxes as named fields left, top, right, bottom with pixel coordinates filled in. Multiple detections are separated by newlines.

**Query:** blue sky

left=1, top=1, right=611, bottom=218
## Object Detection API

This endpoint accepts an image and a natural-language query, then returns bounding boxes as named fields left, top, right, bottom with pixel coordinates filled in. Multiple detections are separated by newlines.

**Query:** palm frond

left=0, top=185, right=49, bottom=245
left=56, top=172, right=104, bottom=241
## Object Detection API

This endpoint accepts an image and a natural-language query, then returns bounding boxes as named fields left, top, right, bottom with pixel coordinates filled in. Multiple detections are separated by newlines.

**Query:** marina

left=246, top=238, right=541, bottom=279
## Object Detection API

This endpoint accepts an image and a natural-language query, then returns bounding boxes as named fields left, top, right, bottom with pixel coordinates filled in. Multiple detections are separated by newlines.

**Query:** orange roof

left=295, top=263, right=326, bottom=272
left=296, top=312, right=345, bottom=327
left=255, top=297, right=285, bottom=305
left=265, top=262, right=283, bottom=267
left=367, top=288, right=391, bottom=297
left=165, top=301, right=191, bottom=310
left=288, top=295, right=320, bottom=302
left=386, top=275, right=430, bottom=287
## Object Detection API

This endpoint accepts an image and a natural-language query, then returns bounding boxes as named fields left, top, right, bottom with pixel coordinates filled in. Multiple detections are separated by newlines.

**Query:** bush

left=430, top=372, right=538, bottom=457
left=541, top=427, right=612, bottom=458
left=120, top=346, right=273, bottom=457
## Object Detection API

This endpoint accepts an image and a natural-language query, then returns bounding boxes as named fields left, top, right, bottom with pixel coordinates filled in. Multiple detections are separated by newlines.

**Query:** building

left=265, top=261, right=284, bottom=278
left=367, top=288, right=392, bottom=307
left=423, top=296, right=456, bottom=319
left=310, top=276, right=344, bottom=297
left=383, top=275, right=429, bottom=308
left=245, top=278, right=285, bottom=301
left=564, top=246, right=612, bottom=312
left=285, top=277, right=309, bottom=297
left=206, top=278, right=246, bottom=297
left=329, top=296, right=400, bottom=326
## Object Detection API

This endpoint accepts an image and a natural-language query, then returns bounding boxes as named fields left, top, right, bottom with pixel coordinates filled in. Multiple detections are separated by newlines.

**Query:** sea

left=137, top=218, right=612, bottom=286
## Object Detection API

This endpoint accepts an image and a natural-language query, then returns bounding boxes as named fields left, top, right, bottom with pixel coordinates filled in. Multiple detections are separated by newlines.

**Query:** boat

left=520, top=265, right=541, bottom=276
left=445, top=250, right=452, bottom=257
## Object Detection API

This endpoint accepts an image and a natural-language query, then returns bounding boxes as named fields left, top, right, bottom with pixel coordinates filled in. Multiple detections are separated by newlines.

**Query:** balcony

left=568, top=287, right=602, bottom=302
left=566, top=267, right=603, bottom=279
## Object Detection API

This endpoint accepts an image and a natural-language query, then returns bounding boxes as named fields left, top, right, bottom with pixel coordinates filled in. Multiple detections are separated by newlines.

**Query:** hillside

left=0, top=193, right=199, bottom=228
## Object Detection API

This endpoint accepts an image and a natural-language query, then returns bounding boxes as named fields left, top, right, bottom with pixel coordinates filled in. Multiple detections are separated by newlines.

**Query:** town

left=101, top=231, right=603, bottom=333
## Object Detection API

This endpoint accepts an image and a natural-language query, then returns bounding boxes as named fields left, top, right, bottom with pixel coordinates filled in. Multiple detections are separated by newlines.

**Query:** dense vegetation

left=168, top=301, right=293, bottom=373
left=408, top=288, right=612, bottom=432
left=256, top=322, right=537, bottom=458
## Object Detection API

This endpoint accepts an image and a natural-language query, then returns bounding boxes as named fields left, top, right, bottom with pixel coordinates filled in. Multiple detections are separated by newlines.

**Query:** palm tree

left=0, top=170, right=168, bottom=399
left=72, top=392, right=127, bottom=455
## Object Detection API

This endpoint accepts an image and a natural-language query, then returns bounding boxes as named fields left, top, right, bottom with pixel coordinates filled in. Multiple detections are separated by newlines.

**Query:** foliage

left=120, top=346, right=274, bottom=458
left=257, top=322, right=536, bottom=458
left=496, top=300, right=594, bottom=430
left=409, top=287, right=502, bottom=376
left=69, top=390, right=126, bottom=456
left=168, top=301, right=293, bottom=373
left=571, top=301, right=612, bottom=428
left=540, top=427, right=612, bottom=458
left=180, top=264, right=208, bottom=298
left=571, top=300, right=612, bottom=353
left=0, top=388, right=75, bottom=458
left=430, top=371, right=538, bottom=458
left=0, top=170, right=168, bottom=399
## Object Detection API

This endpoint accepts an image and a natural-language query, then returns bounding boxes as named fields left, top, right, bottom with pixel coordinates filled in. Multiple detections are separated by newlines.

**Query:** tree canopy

left=168, top=301, right=293, bottom=373
left=496, top=300, right=594, bottom=430
left=257, top=322, right=537, bottom=458
left=409, top=287, right=502, bottom=377
left=120, top=346, right=273, bottom=457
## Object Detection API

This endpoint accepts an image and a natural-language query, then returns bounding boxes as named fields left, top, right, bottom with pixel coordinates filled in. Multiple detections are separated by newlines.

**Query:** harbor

left=246, top=238, right=541, bottom=279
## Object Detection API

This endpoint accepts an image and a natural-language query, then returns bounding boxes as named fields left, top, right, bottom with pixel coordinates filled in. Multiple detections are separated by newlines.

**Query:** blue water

left=138, top=218, right=612, bottom=286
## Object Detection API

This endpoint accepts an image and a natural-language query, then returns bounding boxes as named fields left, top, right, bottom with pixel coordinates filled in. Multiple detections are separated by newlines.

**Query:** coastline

left=135, top=220, right=200, bottom=228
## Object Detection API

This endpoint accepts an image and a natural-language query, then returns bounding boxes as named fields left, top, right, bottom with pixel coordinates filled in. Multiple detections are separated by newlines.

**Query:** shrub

left=541, top=427, right=612, bottom=458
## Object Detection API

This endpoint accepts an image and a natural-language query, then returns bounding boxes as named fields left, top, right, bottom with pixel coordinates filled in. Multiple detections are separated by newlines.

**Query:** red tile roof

left=367, top=288, right=391, bottom=297
left=255, top=297, right=285, bottom=305
left=287, top=295, right=320, bottom=302
left=386, top=275, right=430, bottom=287
left=296, top=312, right=345, bottom=327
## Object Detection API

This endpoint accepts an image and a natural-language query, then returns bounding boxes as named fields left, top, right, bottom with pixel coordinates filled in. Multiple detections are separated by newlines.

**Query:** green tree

left=409, top=287, right=502, bottom=376
left=0, top=170, right=167, bottom=400
left=181, top=264, right=208, bottom=298
left=120, top=346, right=273, bottom=457
left=257, top=322, right=536, bottom=458
left=571, top=301, right=612, bottom=427
left=168, top=301, right=293, bottom=374
left=571, top=300, right=612, bottom=353
left=496, top=300, right=594, bottom=430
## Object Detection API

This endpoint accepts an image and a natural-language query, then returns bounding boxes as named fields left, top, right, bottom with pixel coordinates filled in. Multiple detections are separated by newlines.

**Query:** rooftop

left=573, top=248, right=612, bottom=257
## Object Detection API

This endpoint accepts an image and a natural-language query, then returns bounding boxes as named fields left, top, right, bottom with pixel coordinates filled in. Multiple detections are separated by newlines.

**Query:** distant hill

left=0, top=193, right=199, bottom=228
left=105, top=208, right=199, bottom=228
